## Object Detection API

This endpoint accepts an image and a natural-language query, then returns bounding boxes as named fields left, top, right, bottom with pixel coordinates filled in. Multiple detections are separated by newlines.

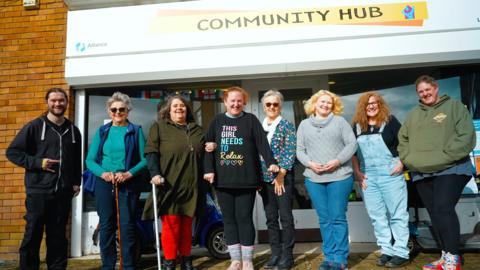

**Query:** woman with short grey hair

left=86, top=92, right=146, bottom=270
left=106, top=92, right=133, bottom=112
left=260, top=89, right=297, bottom=270
left=261, top=89, right=284, bottom=106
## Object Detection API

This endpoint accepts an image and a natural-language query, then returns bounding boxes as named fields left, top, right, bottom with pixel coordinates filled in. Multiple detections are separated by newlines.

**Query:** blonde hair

left=351, top=91, right=391, bottom=132
left=304, top=90, right=343, bottom=116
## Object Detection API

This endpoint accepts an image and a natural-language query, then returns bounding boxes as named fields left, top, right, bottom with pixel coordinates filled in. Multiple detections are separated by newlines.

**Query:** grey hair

left=106, top=92, right=132, bottom=112
left=261, top=89, right=284, bottom=106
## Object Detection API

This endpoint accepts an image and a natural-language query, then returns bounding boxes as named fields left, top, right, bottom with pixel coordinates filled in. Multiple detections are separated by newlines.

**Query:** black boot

left=163, top=259, right=177, bottom=270
left=277, top=253, right=294, bottom=270
left=180, top=256, right=198, bottom=270
left=264, top=255, right=281, bottom=269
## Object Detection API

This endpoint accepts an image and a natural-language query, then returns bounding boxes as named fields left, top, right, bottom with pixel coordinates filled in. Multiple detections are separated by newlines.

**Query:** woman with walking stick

left=86, top=92, right=147, bottom=270
left=142, top=95, right=206, bottom=270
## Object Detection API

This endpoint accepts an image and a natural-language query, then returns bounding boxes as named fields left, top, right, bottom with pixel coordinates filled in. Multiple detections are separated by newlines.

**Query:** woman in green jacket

left=142, top=95, right=205, bottom=270
left=398, top=75, right=476, bottom=270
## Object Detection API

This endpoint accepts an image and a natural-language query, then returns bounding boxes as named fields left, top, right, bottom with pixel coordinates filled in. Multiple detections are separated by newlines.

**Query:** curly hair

left=222, top=86, right=249, bottom=105
left=351, top=91, right=391, bottom=132
left=158, top=95, right=195, bottom=123
left=304, top=90, right=344, bottom=116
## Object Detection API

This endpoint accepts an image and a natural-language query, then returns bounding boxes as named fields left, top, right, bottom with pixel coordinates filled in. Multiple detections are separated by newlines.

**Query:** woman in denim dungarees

left=351, top=92, right=410, bottom=268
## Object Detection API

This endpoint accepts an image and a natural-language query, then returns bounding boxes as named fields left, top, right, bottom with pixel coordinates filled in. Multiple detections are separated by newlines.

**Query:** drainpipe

left=71, top=90, right=86, bottom=257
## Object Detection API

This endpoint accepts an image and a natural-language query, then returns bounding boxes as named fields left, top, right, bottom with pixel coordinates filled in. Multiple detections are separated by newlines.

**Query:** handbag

left=82, top=169, right=96, bottom=195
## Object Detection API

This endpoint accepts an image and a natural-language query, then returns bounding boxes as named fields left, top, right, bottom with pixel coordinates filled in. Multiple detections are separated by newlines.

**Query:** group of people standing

left=6, top=74, right=476, bottom=270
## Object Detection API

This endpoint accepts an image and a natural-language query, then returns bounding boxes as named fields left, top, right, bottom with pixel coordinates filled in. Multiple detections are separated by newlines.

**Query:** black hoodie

left=6, top=116, right=82, bottom=195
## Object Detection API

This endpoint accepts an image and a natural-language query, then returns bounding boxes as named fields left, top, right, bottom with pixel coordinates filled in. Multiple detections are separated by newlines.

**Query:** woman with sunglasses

left=86, top=92, right=147, bottom=270
left=259, top=90, right=296, bottom=270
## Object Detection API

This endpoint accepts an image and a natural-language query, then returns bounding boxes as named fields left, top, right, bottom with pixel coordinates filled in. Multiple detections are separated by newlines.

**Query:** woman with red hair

left=352, top=92, right=410, bottom=268
left=204, top=87, right=279, bottom=270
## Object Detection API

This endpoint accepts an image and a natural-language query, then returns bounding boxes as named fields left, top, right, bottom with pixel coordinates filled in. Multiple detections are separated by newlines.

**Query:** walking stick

left=152, top=183, right=162, bottom=270
left=115, top=183, right=123, bottom=270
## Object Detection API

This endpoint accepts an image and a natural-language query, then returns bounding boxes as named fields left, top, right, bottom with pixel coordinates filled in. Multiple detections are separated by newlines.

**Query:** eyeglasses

left=265, top=102, right=279, bottom=108
left=367, top=102, right=378, bottom=107
left=110, top=107, right=127, bottom=114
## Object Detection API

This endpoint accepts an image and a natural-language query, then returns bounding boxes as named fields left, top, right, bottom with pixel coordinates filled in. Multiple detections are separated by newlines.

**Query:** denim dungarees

left=356, top=123, right=410, bottom=259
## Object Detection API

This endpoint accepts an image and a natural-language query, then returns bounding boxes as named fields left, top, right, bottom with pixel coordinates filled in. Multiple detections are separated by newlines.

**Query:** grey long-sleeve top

left=296, top=114, right=357, bottom=183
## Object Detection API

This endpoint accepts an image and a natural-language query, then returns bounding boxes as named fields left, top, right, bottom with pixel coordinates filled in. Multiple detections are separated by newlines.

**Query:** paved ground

left=0, top=243, right=478, bottom=269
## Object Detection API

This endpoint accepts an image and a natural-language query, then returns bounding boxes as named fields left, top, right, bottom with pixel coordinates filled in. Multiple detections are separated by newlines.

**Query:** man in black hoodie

left=6, top=88, right=81, bottom=270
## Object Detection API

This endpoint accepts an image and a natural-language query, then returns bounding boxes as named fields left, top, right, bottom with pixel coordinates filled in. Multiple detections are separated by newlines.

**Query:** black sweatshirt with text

left=204, top=112, right=276, bottom=189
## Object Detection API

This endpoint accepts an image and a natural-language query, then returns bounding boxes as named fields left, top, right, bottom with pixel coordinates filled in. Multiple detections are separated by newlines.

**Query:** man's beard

left=49, top=106, right=66, bottom=117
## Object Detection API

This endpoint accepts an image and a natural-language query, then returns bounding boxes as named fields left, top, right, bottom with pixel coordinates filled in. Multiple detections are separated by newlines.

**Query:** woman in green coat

left=142, top=95, right=205, bottom=270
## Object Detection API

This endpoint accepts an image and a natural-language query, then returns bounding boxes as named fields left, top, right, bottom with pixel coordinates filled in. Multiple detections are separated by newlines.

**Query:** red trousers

left=161, top=215, right=193, bottom=260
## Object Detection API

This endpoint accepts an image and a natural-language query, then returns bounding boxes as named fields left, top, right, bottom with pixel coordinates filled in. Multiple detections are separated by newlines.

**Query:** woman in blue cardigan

left=86, top=92, right=147, bottom=270
left=259, top=90, right=297, bottom=270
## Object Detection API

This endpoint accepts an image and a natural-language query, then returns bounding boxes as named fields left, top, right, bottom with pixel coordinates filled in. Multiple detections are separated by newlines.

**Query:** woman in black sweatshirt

left=204, top=86, right=278, bottom=270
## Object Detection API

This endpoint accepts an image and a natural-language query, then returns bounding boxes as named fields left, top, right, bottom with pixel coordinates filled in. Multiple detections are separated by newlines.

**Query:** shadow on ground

left=1, top=252, right=479, bottom=269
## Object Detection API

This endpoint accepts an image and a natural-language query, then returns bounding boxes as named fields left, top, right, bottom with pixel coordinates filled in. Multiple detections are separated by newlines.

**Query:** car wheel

left=408, top=236, right=420, bottom=256
left=474, top=222, right=480, bottom=234
left=206, top=226, right=229, bottom=259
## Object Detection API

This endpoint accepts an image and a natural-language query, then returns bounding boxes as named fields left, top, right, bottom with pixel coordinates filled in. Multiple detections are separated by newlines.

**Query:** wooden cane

left=115, top=183, right=123, bottom=270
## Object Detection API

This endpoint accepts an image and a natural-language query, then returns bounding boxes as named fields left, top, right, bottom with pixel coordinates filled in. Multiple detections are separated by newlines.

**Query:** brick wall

left=0, top=0, right=71, bottom=260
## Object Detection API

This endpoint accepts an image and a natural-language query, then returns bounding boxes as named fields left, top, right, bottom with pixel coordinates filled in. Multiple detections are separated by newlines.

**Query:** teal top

left=86, top=126, right=147, bottom=177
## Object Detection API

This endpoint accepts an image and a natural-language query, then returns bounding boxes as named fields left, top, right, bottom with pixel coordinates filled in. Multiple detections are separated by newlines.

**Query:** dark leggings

left=260, top=173, right=295, bottom=256
left=216, top=188, right=257, bottom=246
left=415, top=174, right=470, bottom=255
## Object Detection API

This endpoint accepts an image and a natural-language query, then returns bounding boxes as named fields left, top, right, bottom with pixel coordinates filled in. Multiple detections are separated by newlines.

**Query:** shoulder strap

left=379, top=122, right=387, bottom=133
left=355, top=123, right=362, bottom=136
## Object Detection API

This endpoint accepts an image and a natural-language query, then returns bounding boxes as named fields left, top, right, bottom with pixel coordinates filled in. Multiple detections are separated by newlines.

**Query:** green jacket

left=142, top=119, right=206, bottom=219
left=398, top=95, right=475, bottom=173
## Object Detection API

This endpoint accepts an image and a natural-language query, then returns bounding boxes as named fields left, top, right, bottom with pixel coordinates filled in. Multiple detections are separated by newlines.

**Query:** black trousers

left=19, top=191, right=72, bottom=270
left=260, top=172, right=295, bottom=257
left=216, top=188, right=257, bottom=246
left=415, top=174, right=470, bottom=255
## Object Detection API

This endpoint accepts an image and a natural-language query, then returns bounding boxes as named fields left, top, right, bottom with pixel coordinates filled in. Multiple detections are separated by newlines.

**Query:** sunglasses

left=110, top=107, right=127, bottom=113
left=265, top=102, right=279, bottom=108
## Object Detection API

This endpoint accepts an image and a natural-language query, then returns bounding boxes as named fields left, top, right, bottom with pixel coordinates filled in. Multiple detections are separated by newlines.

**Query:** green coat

left=398, top=95, right=476, bottom=173
left=142, top=119, right=205, bottom=219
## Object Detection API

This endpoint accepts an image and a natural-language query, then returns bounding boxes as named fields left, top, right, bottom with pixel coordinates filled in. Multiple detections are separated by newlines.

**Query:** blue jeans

left=305, top=176, right=353, bottom=265
left=95, top=178, right=137, bottom=270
